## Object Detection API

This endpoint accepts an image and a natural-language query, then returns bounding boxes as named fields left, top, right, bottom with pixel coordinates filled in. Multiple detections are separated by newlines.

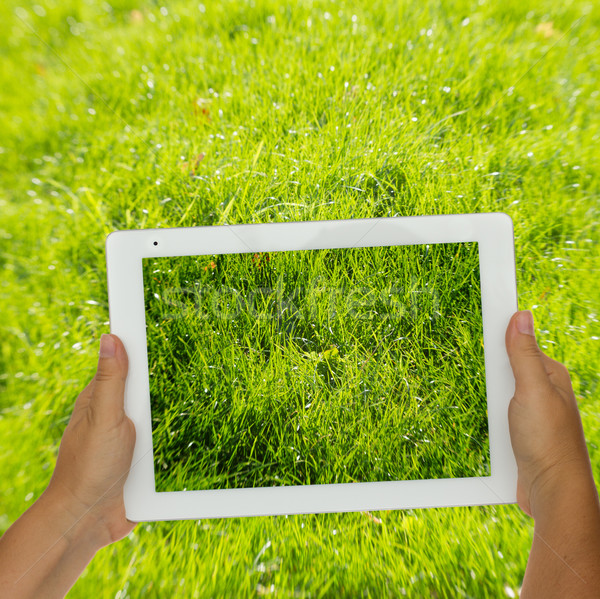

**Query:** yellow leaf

left=536, top=22, right=559, bottom=38
left=322, top=346, right=339, bottom=360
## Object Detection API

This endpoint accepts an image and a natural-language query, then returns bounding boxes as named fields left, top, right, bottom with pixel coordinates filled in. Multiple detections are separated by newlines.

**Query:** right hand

left=505, top=310, right=593, bottom=518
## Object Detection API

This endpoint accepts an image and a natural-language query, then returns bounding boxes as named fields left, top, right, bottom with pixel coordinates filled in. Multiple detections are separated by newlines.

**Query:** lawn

left=1, top=0, right=599, bottom=597
left=145, top=242, right=490, bottom=492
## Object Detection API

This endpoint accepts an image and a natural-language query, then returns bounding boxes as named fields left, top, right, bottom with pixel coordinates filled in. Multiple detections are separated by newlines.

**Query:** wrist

left=41, top=483, right=111, bottom=553
left=530, top=458, right=599, bottom=523
left=0, top=487, right=105, bottom=599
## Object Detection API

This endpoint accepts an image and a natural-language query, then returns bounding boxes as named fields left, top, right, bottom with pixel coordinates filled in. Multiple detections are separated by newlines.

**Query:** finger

left=69, top=381, right=94, bottom=420
left=89, top=334, right=129, bottom=426
left=540, top=353, right=574, bottom=392
left=505, top=310, right=553, bottom=398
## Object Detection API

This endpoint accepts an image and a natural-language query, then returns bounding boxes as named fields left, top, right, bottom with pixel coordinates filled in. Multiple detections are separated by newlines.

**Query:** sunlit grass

left=144, top=243, right=489, bottom=492
left=1, top=0, right=599, bottom=596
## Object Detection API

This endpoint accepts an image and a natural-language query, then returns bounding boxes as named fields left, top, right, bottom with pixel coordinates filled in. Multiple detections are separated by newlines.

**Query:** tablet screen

left=143, top=242, right=490, bottom=493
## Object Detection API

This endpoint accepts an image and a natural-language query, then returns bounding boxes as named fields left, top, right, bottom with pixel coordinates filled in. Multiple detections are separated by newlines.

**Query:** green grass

left=145, top=242, right=490, bottom=492
left=0, top=0, right=599, bottom=596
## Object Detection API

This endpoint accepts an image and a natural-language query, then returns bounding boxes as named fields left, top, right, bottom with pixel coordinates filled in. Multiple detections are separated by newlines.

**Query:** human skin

left=0, top=334, right=136, bottom=598
left=0, top=312, right=599, bottom=597
left=505, top=310, right=600, bottom=597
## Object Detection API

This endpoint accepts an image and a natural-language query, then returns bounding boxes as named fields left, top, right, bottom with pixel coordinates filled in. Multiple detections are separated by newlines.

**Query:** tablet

left=106, top=214, right=518, bottom=521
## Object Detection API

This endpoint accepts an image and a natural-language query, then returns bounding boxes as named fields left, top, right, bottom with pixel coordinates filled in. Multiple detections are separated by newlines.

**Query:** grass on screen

left=144, top=242, right=489, bottom=491
left=1, top=0, right=598, bottom=596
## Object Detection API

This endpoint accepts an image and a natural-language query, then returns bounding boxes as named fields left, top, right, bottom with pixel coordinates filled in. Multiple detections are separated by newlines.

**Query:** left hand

left=47, top=334, right=136, bottom=548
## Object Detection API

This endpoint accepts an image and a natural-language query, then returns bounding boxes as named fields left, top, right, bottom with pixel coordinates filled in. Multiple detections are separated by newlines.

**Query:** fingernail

left=516, top=310, right=535, bottom=336
left=100, top=334, right=116, bottom=358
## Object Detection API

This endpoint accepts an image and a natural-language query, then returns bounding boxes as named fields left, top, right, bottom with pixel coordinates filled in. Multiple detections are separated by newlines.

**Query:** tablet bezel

left=106, top=214, right=518, bottom=521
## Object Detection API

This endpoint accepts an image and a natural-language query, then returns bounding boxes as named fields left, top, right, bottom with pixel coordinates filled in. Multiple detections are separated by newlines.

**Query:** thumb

left=90, top=334, right=129, bottom=424
left=505, top=310, right=551, bottom=398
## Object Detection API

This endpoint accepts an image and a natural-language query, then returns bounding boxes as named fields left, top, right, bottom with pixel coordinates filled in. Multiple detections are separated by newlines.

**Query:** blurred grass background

left=0, top=0, right=598, bottom=596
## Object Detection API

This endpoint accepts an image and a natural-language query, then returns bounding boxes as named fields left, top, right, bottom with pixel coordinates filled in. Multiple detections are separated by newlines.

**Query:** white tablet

left=106, top=214, right=518, bottom=521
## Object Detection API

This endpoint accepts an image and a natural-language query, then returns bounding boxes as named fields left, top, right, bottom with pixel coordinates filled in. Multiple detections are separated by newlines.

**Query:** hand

left=505, top=310, right=592, bottom=518
left=47, top=334, right=136, bottom=548
left=0, top=334, right=137, bottom=598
